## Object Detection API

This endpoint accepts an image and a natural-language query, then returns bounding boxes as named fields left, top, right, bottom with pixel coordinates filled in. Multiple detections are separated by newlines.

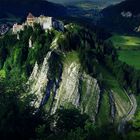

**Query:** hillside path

left=118, top=94, right=137, bottom=133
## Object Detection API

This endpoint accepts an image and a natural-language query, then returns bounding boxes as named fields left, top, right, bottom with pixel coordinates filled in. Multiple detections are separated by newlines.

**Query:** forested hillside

left=0, top=21, right=140, bottom=139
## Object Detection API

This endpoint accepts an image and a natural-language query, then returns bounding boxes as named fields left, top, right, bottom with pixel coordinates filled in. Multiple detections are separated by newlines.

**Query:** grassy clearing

left=109, top=34, right=140, bottom=70
left=119, top=50, right=140, bottom=69
left=109, top=35, right=140, bottom=50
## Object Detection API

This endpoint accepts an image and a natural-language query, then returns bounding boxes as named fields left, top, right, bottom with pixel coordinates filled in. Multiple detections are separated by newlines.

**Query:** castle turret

left=27, top=13, right=35, bottom=26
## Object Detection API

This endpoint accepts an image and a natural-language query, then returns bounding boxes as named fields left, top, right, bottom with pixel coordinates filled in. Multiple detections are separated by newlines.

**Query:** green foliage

left=0, top=24, right=55, bottom=79
left=0, top=22, right=140, bottom=140
left=0, top=69, right=6, bottom=79
left=64, top=128, right=86, bottom=140
left=132, top=112, right=140, bottom=130
left=96, top=40, right=140, bottom=95
left=119, top=50, right=140, bottom=70
left=48, top=51, right=62, bottom=80
left=0, top=34, right=17, bottom=69
left=124, top=131, right=140, bottom=140
left=97, top=91, right=111, bottom=126
left=109, top=35, right=140, bottom=50
left=36, top=108, right=97, bottom=140
left=0, top=79, right=39, bottom=140
left=109, top=34, right=140, bottom=70
left=54, top=108, right=89, bottom=132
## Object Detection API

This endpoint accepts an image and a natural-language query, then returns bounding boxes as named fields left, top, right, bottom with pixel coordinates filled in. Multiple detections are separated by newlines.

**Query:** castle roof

left=27, top=13, right=35, bottom=19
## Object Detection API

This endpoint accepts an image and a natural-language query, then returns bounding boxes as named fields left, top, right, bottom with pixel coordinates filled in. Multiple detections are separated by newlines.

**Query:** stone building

left=42, top=17, right=53, bottom=30
left=12, top=23, right=24, bottom=34
left=43, top=17, right=64, bottom=31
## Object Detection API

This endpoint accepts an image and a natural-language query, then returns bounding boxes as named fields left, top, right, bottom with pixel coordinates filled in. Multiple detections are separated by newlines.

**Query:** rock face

left=27, top=50, right=131, bottom=123
left=52, top=62, right=81, bottom=113
left=27, top=51, right=101, bottom=121
left=51, top=61, right=100, bottom=121
left=27, top=51, right=52, bottom=107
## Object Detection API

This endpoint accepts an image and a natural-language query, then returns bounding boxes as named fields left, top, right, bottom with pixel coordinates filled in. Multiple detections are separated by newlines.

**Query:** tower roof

left=27, top=13, right=35, bottom=19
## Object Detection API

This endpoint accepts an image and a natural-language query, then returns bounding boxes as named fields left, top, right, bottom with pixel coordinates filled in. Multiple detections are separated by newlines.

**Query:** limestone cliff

left=27, top=49, right=131, bottom=123
left=27, top=51, right=101, bottom=121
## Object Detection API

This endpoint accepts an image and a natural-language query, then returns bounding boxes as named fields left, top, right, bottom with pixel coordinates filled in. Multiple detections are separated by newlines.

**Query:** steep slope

left=28, top=50, right=101, bottom=121
left=28, top=49, right=131, bottom=123
left=26, top=24, right=132, bottom=123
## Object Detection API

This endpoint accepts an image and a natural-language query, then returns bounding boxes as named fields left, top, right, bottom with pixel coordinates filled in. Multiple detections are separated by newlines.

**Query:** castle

left=13, top=13, right=64, bottom=34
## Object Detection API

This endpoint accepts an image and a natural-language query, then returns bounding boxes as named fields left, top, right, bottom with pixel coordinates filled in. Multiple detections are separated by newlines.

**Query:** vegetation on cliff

left=0, top=22, right=140, bottom=139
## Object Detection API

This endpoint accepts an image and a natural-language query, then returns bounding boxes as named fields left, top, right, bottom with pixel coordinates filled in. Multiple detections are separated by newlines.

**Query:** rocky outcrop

left=80, top=73, right=100, bottom=121
left=27, top=51, right=52, bottom=108
left=51, top=62, right=101, bottom=122
left=51, top=62, right=81, bottom=113
left=27, top=49, right=131, bottom=124
left=111, top=90, right=131, bottom=121
left=49, top=54, right=101, bottom=121
left=27, top=51, right=101, bottom=121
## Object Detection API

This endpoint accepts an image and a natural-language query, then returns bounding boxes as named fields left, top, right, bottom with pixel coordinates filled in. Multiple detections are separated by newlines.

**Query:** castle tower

left=27, top=13, right=35, bottom=26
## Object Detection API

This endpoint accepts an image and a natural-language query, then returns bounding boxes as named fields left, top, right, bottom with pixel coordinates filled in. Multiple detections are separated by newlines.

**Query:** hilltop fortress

left=13, top=13, right=64, bottom=34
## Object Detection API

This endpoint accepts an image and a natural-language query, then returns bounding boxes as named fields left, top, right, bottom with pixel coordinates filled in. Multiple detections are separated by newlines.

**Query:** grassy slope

left=60, top=46, right=131, bottom=125
left=101, top=65, right=129, bottom=102
left=63, top=51, right=80, bottom=65
left=63, top=51, right=131, bottom=124
left=119, top=50, right=140, bottom=69
left=98, top=66, right=131, bottom=122
left=109, top=35, right=140, bottom=69
left=109, top=35, right=140, bottom=49
left=97, top=91, right=111, bottom=126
